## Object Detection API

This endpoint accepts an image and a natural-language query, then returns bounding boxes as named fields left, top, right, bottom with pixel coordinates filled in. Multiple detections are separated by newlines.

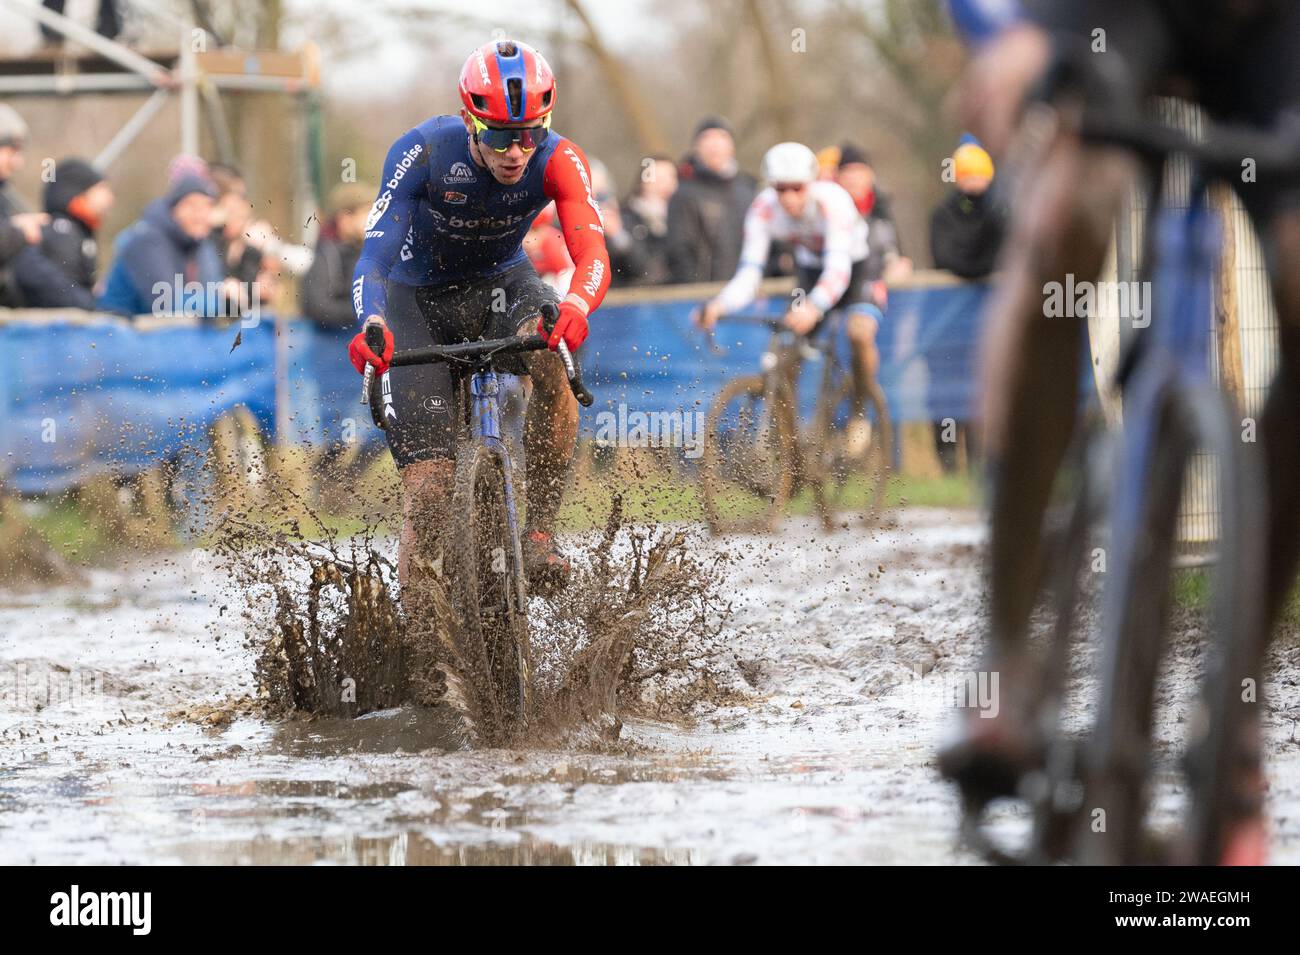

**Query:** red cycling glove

left=539, top=301, right=589, bottom=352
left=348, top=323, right=395, bottom=375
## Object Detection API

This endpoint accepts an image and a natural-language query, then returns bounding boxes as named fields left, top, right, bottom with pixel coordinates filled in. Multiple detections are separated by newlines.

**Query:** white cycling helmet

left=761, top=141, right=818, bottom=185
left=0, top=103, right=27, bottom=147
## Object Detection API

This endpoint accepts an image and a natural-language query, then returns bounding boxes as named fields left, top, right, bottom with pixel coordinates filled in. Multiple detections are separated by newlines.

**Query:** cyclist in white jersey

left=695, top=142, right=881, bottom=421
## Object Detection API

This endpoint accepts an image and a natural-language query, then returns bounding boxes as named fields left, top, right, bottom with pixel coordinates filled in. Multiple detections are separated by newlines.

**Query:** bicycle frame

left=464, top=366, right=528, bottom=610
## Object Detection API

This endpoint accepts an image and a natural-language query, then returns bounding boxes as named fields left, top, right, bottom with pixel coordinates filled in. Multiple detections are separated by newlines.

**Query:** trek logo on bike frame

left=381, top=371, right=396, bottom=422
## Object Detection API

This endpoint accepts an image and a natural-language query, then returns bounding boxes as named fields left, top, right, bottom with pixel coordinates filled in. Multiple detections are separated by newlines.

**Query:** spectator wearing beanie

left=14, top=159, right=114, bottom=310
left=927, top=138, right=1003, bottom=473
left=98, top=175, right=227, bottom=318
left=666, top=116, right=757, bottom=284
left=836, top=143, right=912, bottom=285
left=300, top=182, right=374, bottom=329
left=929, top=139, right=1006, bottom=280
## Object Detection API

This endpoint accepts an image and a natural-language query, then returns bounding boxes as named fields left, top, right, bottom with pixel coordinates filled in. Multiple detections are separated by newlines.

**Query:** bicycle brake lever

left=556, top=339, right=594, bottom=407
left=539, top=301, right=560, bottom=335
left=360, top=317, right=386, bottom=406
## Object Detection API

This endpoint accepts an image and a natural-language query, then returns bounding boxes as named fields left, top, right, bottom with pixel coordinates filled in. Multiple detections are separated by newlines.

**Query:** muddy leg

left=520, top=346, right=578, bottom=537
left=398, top=458, right=454, bottom=590
left=981, top=141, right=1134, bottom=659
left=846, top=309, right=880, bottom=412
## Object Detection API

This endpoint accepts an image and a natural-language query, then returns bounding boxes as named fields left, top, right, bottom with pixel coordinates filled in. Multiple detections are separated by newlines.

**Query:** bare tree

left=563, top=0, right=670, bottom=156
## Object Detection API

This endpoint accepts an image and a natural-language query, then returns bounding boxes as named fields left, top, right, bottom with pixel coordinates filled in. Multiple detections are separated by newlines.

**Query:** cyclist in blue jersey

left=346, top=39, right=611, bottom=596
left=940, top=0, right=1300, bottom=864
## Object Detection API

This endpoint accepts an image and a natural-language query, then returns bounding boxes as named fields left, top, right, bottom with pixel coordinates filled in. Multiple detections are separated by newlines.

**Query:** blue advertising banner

left=0, top=281, right=991, bottom=493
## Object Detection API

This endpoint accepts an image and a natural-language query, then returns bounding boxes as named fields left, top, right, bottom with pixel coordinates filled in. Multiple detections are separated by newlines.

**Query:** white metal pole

left=179, top=22, right=200, bottom=157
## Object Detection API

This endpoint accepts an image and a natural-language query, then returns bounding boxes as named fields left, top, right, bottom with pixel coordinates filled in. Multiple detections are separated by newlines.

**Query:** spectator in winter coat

left=666, top=116, right=757, bottom=284
left=98, top=175, right=229, bottom=318
left=929, top=141, right=1006, bottom=280
left=617, top=155, right=677, bottom=286
left=15, top=158, right=114, bottom=310
left=927, top=139, right=1004, bottom=472
left=836, top=142, right=913, bottom=286
left=300, top=182, right=373, bottom=329
left=0, top=103, right=50, bottom=307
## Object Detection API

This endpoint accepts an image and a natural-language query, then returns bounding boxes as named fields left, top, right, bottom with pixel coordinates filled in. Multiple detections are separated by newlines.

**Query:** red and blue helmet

left=459, top=39, right=556, bottom=125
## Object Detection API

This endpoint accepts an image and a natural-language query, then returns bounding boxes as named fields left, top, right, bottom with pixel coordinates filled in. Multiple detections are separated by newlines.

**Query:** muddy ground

left=1, top=508, right=1298, bottom=865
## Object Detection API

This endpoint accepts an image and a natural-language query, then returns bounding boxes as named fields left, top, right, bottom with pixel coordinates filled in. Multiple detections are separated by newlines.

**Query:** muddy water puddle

left=3, top=508, right=1297, bottom=865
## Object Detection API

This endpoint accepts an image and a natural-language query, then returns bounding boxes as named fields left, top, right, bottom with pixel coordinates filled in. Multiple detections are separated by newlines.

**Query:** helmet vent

left=506, top=77, right=523, bottom=118
left=471, top=93, right=488, bottom=111
left=540, top=89, right=552, bottom=108
left=497, top=41, right=518, bottom=57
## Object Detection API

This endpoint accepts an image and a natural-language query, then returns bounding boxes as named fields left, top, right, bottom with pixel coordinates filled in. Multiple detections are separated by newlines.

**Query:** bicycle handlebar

left=390, top=332, right=594, bottom=407
left=1040, top=41, right=1300, bottom=181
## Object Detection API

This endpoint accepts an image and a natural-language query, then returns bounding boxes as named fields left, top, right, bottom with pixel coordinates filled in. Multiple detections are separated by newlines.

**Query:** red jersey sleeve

left=542, top=140, right=612, bottom=316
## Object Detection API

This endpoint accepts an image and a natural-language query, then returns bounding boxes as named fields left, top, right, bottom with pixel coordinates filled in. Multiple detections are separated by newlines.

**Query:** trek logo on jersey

left=385, top=144, right=423, bottom=192
left=365, top=195, right=388, bottom=231
left=563, top=146, right=605, bottom=228
left=443, top=190, right=468, bottom=204
left=442, top=161, right=476, bottom=184
left=502, top=190, right=529, bottom=204
left=352, top=276, right=364, bottom=316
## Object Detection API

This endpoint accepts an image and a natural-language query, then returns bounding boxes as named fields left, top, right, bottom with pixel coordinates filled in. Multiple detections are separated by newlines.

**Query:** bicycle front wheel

left=450, top=442, right=532, bottom=743
left=700, top=374, right=795, bottom=535
left=1083, top=382, right=1265, bottom=865
left=810, top=376, right=892, bottom=531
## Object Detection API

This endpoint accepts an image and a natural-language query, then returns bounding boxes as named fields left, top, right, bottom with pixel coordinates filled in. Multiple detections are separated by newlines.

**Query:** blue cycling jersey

left=948, top=0, right=1024, bottom=44
left=352, top=115, right=565, bottom=324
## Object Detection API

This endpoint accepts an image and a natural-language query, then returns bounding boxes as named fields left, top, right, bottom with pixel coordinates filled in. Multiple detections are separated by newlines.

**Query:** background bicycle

left=700, top=311, right=891, bottom=535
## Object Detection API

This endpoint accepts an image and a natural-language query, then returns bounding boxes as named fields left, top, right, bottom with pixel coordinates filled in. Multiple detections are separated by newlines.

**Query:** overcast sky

left=295, top=0, right=673, bottom=97
left=0, top=0, right=672, bottom=96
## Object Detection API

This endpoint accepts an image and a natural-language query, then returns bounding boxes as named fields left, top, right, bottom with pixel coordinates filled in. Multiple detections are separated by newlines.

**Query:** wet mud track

left=2, top=509, right=1297, bottom=865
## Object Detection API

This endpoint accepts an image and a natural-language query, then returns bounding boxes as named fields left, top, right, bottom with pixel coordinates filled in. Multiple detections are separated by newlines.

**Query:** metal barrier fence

left=0, top=275, right=994, bottom=495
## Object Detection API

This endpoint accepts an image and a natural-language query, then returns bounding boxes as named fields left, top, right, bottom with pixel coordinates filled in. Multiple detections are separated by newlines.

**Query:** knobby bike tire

left=1081, top=378, right=1267, bottom=864
left=810, top=376, right=893, bottom=532
left=450, top=442, right=533, bottom=744
left=1180, top=386, right=1267, bottom=865
left=1084, top=388, right=1188, bottom=864
left=701, top=374, right=796, bottom=535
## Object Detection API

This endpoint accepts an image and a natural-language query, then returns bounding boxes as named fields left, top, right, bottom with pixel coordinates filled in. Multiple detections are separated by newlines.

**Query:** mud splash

left=529, top=494, right=739, bottom=744
left=211, top=489, right=738, bottom=751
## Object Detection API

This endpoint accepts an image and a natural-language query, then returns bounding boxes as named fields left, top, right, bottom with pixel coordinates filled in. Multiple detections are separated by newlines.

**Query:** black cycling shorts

left=796, top=257, right=871, bottom=335
left=1024, top=0, right=1300, bottom=223
left=381, top=261, right=559, bottom=465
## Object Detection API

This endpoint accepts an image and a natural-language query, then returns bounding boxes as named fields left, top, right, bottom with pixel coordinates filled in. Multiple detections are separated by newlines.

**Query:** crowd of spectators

left=2, top=100, right=1005, bottom=330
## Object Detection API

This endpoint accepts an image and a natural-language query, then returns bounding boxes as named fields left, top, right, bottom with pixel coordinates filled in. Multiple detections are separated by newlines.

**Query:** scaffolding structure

left=0, top=0, right=322, bottom=240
